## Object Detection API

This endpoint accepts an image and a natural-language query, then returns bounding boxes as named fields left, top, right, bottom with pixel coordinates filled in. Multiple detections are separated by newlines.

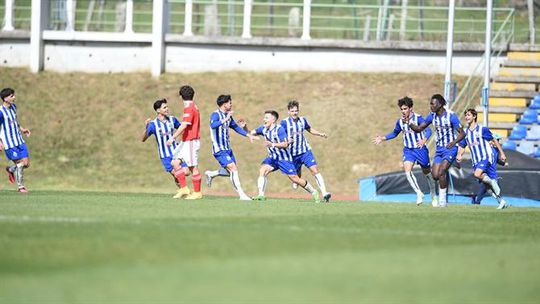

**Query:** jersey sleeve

left=458, top=137, right=467, bottom=148
left=423, top=126, right=433, bottom=140
left=230, top=117, right=248, bottom=136
left=182, top=107, right=194, bottom=125
left=303, top=118, right=311, bottom=130
left=481, top=126, right=494, bottom=141
left=254, top=126, right=264, bottom=136
left=277, top=127, right=288, bottom=142
left=209, top=112, right=222, bottom=129
left=173, top=117, right=181, bottom=129
left=423, top=113, right=433, bottom=126
left=146, top=122, right=155, bottom=136
left=384, top=120, right=402, bottom=140
left=450, top=113, right=462, bottom=130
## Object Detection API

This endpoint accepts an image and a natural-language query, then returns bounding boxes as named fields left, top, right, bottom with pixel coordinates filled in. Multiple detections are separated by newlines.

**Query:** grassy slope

left=0, top=190, right=539, bottom=303
left=0, top=68, right=466, bottom=195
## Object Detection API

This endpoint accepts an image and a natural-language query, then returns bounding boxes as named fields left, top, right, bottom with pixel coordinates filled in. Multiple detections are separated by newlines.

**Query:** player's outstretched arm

left=167, top=123, right=188, bottom=146
left=491, top=138, right=507, bottom=163
left=446, top=127, right=466, bottom=149
left=142, top=118, right=152, bottom=142
left=306, top=128, right=328, bottom=138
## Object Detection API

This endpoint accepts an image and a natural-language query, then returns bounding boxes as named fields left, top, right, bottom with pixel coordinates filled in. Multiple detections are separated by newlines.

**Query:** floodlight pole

left=443, top=0, right=455, bottom=105
left=482, top=0, right=493, bottom=127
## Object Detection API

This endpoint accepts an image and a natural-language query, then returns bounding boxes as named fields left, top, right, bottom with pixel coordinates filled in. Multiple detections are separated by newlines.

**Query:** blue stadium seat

left=509, top=125, right=527, bottom=140
left=526, top=125, right=540, bottom=141
left=534, top=94, right=540, bottom=103
left=530, top=98, right=540, bottom=110
left=502, top=140, right=517, bottom=151
left=517, top=141, right=536, bottom=155
left=519, top=109, right=539, bottom=124
left=535, top=147, right=540, bottom=158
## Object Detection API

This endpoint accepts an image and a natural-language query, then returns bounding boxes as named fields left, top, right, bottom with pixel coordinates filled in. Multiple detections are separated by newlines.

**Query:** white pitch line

left=0, top=215, right=99, bottom=223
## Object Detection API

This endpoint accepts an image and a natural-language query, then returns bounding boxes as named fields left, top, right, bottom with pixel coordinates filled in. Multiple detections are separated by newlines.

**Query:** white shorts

left=172, top=139, right=200, bottom=167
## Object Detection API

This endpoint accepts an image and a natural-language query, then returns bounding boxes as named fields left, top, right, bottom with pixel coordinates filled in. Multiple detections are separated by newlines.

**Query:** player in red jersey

left=167, top=85, right=203, bottom=199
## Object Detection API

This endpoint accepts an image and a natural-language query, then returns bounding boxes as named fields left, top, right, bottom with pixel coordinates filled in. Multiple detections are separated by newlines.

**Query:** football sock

left=482, top=175, right=501, bottom=197
left=207, top=168, right=230, bottom=178
left=314, top=173, right=328, bottom=194
left=192, top=173, right=202, bottom=192
left=8, top=165, right=16, bottom=173
left=230, top=171, right=249, bottom=198
left=439, top=187, right=447, bottom=204
left=15, top=163, right=24, bottom=188
left=302, top=181, right=316, bottom=194
left=425, top=173, right=437, bottom=197
left=257, top=176, right=267, bottom=196
left=405, top=171, right=422, bottom=194
left=173, top=168, right=187, bottom=187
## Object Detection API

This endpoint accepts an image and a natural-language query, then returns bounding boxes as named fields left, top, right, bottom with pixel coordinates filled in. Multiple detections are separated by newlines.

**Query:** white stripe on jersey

left=262, top=125, right=293, bottom=161
left=466, top=125, right=494, bottom=166
left=283, top=117, right=311, bottom=156
left=0, top=104, right=25, bottom=149
left=431, top=111, right=458, bottom=147
left=398, top=113, right=426, bottom=149
left=210, top=110, right=231, bottom=154
left=152, top=116, right=178, bottom=159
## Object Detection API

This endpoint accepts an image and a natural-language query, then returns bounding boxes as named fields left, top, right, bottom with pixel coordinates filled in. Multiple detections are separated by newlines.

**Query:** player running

left=407, top=94, right=465, bottom=207
left=373, top=96, right=437, bottom=206
left=455, top=108, right=508, bottom=209
left=250, top=110, right=320, bottom=202
left=204, top=94, right=256, bottom=200
left=0, top=88, right=31, bottom=193
left=281, top=100, right=331, bottom=202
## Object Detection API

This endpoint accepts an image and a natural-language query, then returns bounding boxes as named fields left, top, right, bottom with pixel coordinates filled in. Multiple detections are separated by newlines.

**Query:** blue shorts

left=160, top=157, right=187, bottom=173
left=262, top=157, right=297, bottom=175
left=213, top=150, right=237, bottom=168
left=403, top=146, right=430, bottom=168
left=292, top=150, right=317, bottom=172
left=4, top=143, right=29, bottom=161
left=433, top=146, right=458, bottom=165
left=474, top=159, right=498, bottom=179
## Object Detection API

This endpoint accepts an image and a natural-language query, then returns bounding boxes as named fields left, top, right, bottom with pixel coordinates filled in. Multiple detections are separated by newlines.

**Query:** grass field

left=1, top=190, right=539, bottom=303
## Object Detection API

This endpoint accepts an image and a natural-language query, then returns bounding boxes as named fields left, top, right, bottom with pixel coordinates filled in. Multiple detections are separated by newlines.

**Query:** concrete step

left=475, top=105, right=527, bottom=114
left=492, top=75, right=540, bottom=83
left=477, top=113, right=518, bottom=123
left=488, top=97, right=528, bottom=107
left=507, top=51, right=540, bottom=61
left=490, top=82, right=536, bottom=91
left=491, top=129, right=509, bottom=138
left=503, top=60, right=540, bottom=68
left=497, top=67, right=540, bottom=77
left=490, top=90, right=538, bottom=98
left=485, top=122, right=516, bottom=130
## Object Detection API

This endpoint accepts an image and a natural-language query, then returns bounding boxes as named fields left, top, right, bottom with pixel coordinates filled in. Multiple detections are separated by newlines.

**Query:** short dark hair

left=0, top=88, right=15, bottom=102
left=179, top=85, right=195, bottom=100
left=397, top=96, right=413, bottom=108
left=431, top=94, right=447, bottom=106
left=216, top=94, right=231, bottom=107
left=287, top=100, right=299, bottom=110
left=464, top=108, right=478, bottom=122
left=153, top=98, right=167, bottom=111
left=265, top=110, right=279, bottom=120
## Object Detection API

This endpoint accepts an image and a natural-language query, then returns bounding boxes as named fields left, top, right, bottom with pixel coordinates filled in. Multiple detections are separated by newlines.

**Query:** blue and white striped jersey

left=209, top=110, right=248, bottom=154
left=280, top=117, right=312, bottom=156
left=424, top=110, right=462, bottom=148
left=385, top=112, right=432, bottom=148
left=146, top=116, right=181, bottom=159
left=255, top=124, right=293, bottom=161
left=461, top=124, right=495, bottom=166
left=0, top=103, right=25, bottom=149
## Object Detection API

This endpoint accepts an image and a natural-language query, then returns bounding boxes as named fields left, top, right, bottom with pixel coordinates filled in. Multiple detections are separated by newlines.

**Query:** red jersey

left=182, top=101, right=200, bottom=141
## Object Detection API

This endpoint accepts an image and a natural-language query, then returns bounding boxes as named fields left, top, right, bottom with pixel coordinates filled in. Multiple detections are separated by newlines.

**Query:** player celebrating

left=373, top=96, right=437, bottom=206
left=281, top=100, right=331, bottom=202
left=142, top=99, right=186, bottom=195
left=204, top=94, right=255, bottom=200
left=167, top=85, right=202, bottom=200
left=407, top=94, right=465, bottom=207
left=250, top=110, right=320, bottom=203
left=0, top=88, right=31, bottom=193
left=455, top=109, right=508, bottom=209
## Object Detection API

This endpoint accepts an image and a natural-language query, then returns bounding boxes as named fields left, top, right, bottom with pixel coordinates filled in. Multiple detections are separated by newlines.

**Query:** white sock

left=425, top=173, right=437, bottom=197
left=302, top=181, right=316, bottom=194
left=8, top=165, right=16, bottom=173
left=405, top=171, right=422, bottom=194
left=230, top=171, right=248, bottom=198
left=482, top=175, right=500, bottom=196
left=15, top=163, right=24, bottom=188
left=207, top=168, right=229, bottom=178
left=314, top=173, right=328, bottom=194
left=257, top=176, right=267, bottom=196
left=439, top=187, right=447, bottom=204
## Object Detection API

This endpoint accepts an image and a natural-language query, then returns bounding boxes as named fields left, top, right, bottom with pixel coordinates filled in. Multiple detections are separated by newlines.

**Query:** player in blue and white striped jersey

left=281, top=100, right=331, bottom=202
left=0, top=88, right=31, bottom=193
left=456, top=108, right=508, bottom=209
left=204, top=95, right=255, bottom=201
left=142, top=99, right=187, bottom=196
left=373, top=96, right=437, bottom=206
left=408, top=94, right=465, bottom=207
left=250, top=110, right=320, bottom=202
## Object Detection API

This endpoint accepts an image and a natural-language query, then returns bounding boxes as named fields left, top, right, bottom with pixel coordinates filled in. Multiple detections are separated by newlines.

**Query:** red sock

left=173, top=168, right=187, bottom=188
left=192, top=173, right=202, bottom=192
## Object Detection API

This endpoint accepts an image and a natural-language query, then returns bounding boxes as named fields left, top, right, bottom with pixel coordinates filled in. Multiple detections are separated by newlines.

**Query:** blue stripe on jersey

left=152, top=116, right=178, bottom=159
left=398, top=113, right=426, bottom=149
left=0, top=104, right=25, bottom=149
left=282, top=117, right=311, bottom=156
left=258, top=125, right=293, bottom=161
left=210, top=110, right=231, bottom=154
left=466, top=125, right=494, bottom=166
left=429, top=111, right=460, bottom=147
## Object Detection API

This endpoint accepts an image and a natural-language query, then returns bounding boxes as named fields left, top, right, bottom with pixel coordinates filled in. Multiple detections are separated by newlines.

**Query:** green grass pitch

left=1, top=190, right=539, bottom=303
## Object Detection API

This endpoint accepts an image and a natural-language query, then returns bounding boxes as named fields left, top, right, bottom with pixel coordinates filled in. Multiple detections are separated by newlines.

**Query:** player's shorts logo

left=226, top=156, right=231, bottom=160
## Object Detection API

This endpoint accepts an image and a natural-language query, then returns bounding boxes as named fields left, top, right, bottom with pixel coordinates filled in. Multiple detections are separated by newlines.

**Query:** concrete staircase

left=477, top=50, right=540, bottom=138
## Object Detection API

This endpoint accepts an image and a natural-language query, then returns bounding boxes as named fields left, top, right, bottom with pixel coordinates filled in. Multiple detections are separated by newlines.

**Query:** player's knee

left=183, top=167, right=191, bottom=176
left=473, top=171, right=484, bottom=179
